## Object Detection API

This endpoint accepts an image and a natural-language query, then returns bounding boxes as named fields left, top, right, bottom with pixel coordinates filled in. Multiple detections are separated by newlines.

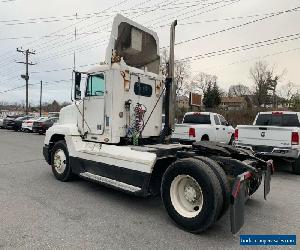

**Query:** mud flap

left=230, top=175, right=247, bottom=234
left=264, top=160, right=272, bottom=200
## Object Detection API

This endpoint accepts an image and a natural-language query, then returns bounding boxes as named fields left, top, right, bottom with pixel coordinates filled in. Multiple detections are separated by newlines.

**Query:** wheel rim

left=170, top=175, right=203, bottom=218
left=53, top=149, right=67, bottom=174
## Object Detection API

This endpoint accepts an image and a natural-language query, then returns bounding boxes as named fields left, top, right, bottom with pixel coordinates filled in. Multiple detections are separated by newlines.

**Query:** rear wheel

left=201, top=135, right=209, bottom=141
left=51, top=140, right=73, bottom=181
left=194, top=156, right=230, bottom=219
left=292, top=157, right=300, bottom=175
left=161, top=158, right=223, bottom=233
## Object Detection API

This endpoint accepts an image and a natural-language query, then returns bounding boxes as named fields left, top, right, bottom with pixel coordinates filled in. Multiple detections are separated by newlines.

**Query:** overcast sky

left=0, top=0, right=299, bottom=105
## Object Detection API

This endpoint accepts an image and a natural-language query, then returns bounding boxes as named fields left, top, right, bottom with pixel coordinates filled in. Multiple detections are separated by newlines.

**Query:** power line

left=196, top=47, right=300, bottom=72
left=172, top=6, right=300, bottom=47
left=0, top=0, right=160, bottom=68
left=0, top=79, right=72, bottom=95
left=158, top=8, right=300, bottom=28
left=0, top=0, right=17, bottom=3
left=0, top=1, right=204, bottom=26
left=33, top=0, right=225, bottom=64
left=153, top=0, right=241, bottom=28
left=149, top=0, right=239, bottom=28
left=0, top=31, right=101, bottom=41
left=28, top=1, right=175, bottom=63
left=0, top=0, right=132, bottom=62
left=0, top=84, right=25, bottom=94
left=178, top=32, right=300, bottom=62
left=2, top=0, right=298, bottom=90
left=0, top=0, right=218, bottom=69
left=33, top=0, right=175, bottom=56
left=0, top=1, right=176, bottom=81
left=31, top=62, right=98, bottom=74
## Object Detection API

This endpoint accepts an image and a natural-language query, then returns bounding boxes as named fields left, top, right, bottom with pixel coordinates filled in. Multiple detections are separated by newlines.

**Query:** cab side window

left=219, top=115, right=227, bottom=126
left=86, top=74, right=105, bottom=97
left=214, top=115, right=220, bottom=125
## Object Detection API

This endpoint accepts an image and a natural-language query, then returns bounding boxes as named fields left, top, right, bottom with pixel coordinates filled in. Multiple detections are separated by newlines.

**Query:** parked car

left=2, top=115, right=22, bottom=129
left=0, top=117, right=4, bottom=128
left=235, top=111, right=300, bottom=174
left=32, top=117, right=58, bottom=134
left=21, top=117, right=42, bottom=132
left=12, top=115, right=35, bottom=131
left=48, top=112, right=59, bottom=118
left=172, top=112, right=235, bottom=144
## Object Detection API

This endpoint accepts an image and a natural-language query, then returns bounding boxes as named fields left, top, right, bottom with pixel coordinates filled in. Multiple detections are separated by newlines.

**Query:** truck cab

left=56, top=15, right=163, bottom=145
left=43, top=14, right=272, bottom=234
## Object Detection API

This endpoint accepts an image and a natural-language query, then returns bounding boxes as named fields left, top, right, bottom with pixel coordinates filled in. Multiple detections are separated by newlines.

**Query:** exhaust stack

left=161, top=20, right=177, bottom=143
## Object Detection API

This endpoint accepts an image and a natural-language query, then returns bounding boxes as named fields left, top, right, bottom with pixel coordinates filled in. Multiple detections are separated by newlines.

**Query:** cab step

left=79, top=171, right=141, bottom=193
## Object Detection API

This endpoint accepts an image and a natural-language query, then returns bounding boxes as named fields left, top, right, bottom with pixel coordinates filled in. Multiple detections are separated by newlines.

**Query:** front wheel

left=161, top=158, right=222, bottom=233
left=51, top=140, right=73, bottom=181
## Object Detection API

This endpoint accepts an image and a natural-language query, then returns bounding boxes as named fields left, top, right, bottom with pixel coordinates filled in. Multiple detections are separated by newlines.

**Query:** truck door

left=213, top=114, right=222, bottom=142
left=218, top=115, right=231, bottom=143
left=83, top=73, right=106, bottom=135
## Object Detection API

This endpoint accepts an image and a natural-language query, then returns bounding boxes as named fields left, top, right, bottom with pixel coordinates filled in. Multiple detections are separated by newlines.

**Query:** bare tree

left=160, top=48, right=191, bottom=95
left=278, top=81, right=299, bottom=107
left=182, top=72, right=217, bottom=96
left=250, top=61, right=285, bottom=107
left=228, top=84, right=251, bottom=97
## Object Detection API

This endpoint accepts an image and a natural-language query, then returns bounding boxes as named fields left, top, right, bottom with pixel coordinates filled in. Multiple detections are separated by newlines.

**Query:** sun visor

left=106, top=14, right=160, bottom=74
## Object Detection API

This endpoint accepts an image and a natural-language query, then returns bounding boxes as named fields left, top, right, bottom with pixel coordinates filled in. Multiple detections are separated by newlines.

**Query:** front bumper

left=43, top=145, right=51, bottom=164
left=5, top=123, right=14, bottom=129
left=33, top=127, right=44, bottom=133
left=22, top=125, right=33, bottom=131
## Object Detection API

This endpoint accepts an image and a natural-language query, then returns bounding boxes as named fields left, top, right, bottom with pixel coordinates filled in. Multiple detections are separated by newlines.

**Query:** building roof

left=176, top=95, right=190, bottom=101
left=221, top=96, right=245, bottom=103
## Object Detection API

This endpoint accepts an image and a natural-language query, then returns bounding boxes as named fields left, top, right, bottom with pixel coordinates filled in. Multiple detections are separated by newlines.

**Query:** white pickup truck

left=235, top=111, right=300, bottom=174
left=172, top=112, right=235, bottom=144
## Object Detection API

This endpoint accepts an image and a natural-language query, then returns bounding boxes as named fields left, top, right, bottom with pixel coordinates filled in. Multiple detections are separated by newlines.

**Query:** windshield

left=255, top=113, right=300, bottom=127
left=183, top=114, right=211, bottom=124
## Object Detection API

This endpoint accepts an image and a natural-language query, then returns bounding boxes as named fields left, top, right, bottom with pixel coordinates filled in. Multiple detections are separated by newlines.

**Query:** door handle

left=216, top=128, right=219, bottom=130
left=223, top=128, right=225, bottom=130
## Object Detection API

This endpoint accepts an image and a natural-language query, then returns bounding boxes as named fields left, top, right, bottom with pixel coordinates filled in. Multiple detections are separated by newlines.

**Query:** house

left=220, top=96, right=248, bottom=110
left=176, top=96, right=190, bottom=109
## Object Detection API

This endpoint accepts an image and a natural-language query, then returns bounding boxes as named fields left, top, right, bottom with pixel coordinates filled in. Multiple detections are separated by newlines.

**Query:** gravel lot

left=0, top=129, right=299, bottom=249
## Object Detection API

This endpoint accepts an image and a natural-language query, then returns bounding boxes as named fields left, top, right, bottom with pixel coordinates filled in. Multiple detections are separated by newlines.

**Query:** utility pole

left=16, top=48, right=36, bottom=114
left=40, top=80, right=42, bottom=117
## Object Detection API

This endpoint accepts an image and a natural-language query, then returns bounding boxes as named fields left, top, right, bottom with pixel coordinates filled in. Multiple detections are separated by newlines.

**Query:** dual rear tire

left=161, top=158, right=228, bottom=233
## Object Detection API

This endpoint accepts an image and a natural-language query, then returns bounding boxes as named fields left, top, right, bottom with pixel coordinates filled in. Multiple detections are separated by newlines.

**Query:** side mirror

left=74, top=72, right=81, bottom=100
left=225, top=121, right=230, bottom=126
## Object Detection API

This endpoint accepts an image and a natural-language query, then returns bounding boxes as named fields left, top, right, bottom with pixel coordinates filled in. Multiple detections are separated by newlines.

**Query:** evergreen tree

left=203, top=81, right=222, bottom=108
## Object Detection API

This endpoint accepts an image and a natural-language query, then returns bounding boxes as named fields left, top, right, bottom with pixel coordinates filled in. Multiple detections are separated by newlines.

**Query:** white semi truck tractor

left=43, top=14, right=273, bottom=234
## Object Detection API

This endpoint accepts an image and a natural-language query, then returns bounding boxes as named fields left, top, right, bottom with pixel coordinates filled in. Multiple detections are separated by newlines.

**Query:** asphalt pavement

left=0, top=129, right=299, bottom=249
